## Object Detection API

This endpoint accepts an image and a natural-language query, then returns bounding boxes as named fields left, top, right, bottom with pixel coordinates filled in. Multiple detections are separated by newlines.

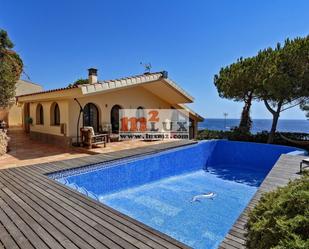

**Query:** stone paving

left=0, top=128, right=169, bottom=169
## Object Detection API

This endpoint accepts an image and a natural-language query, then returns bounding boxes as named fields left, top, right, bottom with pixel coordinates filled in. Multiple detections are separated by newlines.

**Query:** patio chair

left=99, top=123, right=119, bottom=142
left=99, top=123, right=112, bottom=142
left=80, top=126, right=107, bottom=149
left=300, top=158, right=309, bottom=173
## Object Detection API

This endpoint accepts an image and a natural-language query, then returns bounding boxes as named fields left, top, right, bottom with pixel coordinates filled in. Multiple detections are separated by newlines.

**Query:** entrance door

left=111, top=105, right=121, bottom=133
left=83, top=103, right=99, bottom=132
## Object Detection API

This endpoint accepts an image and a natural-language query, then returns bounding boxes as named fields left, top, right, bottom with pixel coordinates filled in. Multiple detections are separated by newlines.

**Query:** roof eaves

left=162, top=78, right=194, bottom=102
left=17, top=85, right=78, bottom=98
left=82, top=72, right=194, bottom=102
left=178, top=104, right=204, bottom=121
left=16, top=71, right=194, bottom=103
left=81, top=72, right=163, bottom=95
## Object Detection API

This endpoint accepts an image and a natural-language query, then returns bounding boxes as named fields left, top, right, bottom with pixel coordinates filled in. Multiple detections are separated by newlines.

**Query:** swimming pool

left=49, top=140, right=303, bottom=249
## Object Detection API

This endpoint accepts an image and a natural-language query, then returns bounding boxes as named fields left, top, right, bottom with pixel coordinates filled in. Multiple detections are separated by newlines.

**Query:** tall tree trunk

left=264, top=100, right=283, bottom=144
left=239, top=92, right=253, bottom=133
left=268, top=112, right=280, bottom=144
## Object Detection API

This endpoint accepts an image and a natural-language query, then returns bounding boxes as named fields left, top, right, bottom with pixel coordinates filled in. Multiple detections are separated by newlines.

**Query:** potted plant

left=25, top=117, right=33, bottom=125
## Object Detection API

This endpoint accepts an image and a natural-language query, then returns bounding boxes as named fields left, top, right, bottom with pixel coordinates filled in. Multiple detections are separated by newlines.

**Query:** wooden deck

left=0, top=139, right=305, bottom=249
left=218, top=154, right=306, bottom=249
left=0, top=140, right=195, bottom=249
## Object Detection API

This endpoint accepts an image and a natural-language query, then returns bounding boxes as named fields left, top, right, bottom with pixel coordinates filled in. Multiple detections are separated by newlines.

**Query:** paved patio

left=0, top=128, right=170, bottom=169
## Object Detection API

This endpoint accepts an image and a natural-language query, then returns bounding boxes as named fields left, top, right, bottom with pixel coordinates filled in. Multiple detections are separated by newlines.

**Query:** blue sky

left=1, top=0, right=309, bottom=119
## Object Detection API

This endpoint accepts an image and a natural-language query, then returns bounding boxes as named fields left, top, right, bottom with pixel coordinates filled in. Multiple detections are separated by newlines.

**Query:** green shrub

left=246, top=173, right=309, bottom=249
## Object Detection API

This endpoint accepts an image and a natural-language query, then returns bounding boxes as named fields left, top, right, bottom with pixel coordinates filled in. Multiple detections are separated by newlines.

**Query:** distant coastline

left=199, top=118, right=309, bottom=133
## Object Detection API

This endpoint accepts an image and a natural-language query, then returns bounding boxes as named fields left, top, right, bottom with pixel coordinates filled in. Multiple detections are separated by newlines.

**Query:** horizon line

left=204, top=118, right=308, bottom=121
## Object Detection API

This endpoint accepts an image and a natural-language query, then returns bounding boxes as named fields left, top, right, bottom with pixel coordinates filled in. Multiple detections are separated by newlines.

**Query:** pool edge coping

left=218, top=153, right=306, bottom=249
left=45, top=140, right=305, bottom=249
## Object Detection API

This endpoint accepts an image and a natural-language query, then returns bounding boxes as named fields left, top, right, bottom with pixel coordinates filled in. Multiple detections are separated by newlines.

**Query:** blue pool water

left=50, top=140, right=303, bottom=249
left=100, top=170, right=256, bottom=249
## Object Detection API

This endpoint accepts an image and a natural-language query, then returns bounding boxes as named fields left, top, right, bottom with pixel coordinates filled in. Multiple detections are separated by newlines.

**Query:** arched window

left=50, top=102, right=60, bottom=125
left=83, top=103, right=99, bottom=132
left=111, top=105, right=122, bottom=133
left=136, top=106, right=145, bottom=119
left=36, top=104, right=44, bottom=125
left=136, top=106, right=146, bottom=131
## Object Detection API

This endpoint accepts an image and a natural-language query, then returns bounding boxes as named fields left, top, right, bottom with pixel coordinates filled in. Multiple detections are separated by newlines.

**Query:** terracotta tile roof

left=16, top=85, right=78, bottom=98
left=81, top=71, right=194, bottom=101
left=81, top=72, right=164, bottom=94
left=16, top=71, right=193, bottom=102
left=17, top=72, right=164, bottom=98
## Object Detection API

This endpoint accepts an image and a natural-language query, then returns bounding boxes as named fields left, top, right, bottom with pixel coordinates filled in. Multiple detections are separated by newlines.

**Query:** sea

left=198, top=119, right=309, bottom=134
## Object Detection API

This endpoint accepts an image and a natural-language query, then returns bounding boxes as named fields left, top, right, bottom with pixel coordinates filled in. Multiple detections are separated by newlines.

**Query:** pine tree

left=0, top=29, right=23, bottom=108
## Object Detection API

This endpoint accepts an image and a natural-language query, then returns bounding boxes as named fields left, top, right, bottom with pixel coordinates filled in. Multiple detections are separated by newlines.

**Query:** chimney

left=88, top=68, right=98, bottom=84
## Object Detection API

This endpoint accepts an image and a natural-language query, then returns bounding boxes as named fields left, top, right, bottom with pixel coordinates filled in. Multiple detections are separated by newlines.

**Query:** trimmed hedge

left=197, top=129, right=309, bottom=150
left=246, top=173, right=309, bottom=249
